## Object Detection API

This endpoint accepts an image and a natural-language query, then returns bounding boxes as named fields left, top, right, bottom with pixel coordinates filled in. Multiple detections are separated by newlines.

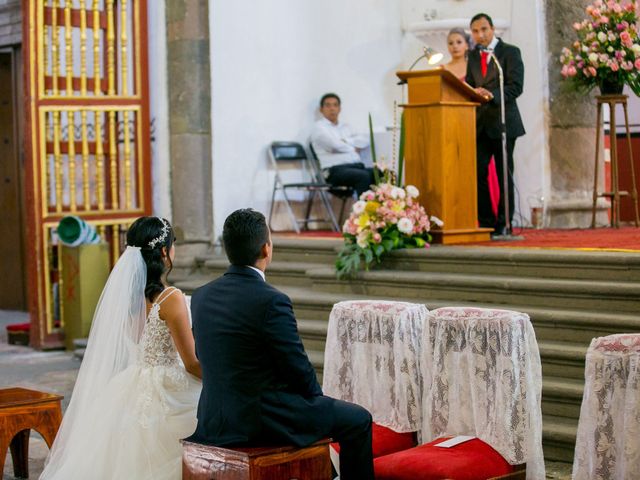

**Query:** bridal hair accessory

left=148, top=218, right=170, bottom=249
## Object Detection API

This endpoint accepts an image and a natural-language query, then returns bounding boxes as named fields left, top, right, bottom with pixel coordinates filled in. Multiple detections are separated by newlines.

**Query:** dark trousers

left=326, top=162, right=376, bottom=196
left=326, top=398, right=374, bottom=480
left=477, top=133, right=516, bottom=230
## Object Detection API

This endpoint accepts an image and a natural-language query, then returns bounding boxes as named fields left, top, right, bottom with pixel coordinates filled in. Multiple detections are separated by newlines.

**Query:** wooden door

left=23, top=0, right=152, bottom=348
left=0, top=50, right=27, bottom=310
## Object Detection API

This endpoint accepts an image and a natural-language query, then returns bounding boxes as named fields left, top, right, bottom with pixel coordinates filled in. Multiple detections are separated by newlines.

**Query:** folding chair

left=308, top=143, right=357, bottom=225
left=268, top=141, right=340, bottom=233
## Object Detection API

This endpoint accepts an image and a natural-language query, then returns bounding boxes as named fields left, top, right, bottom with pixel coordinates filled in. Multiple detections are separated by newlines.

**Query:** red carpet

left=275, top=228, right=640, bottom=251
left=473, top=227, right=640, bottom=251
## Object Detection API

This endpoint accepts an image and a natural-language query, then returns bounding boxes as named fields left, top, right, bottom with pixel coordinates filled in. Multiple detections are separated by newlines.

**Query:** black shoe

left=490, top=226, right=507, bottom=239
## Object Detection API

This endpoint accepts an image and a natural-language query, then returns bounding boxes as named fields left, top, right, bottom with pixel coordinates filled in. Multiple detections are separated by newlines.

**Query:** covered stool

left=376, top=307, right=544, bottom=479
left=322, top=300, right=427, bottom=433
left=322, top=301, right=426, bottom=473
left=573, top=333, right=640, bottom=479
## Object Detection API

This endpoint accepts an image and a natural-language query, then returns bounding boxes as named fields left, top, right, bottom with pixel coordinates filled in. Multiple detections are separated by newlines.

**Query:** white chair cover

left=323, top=300, right=428, bottom=432
left=573, top=334, right=640, bottom=480
left=421, top=307, right=545, bottom=480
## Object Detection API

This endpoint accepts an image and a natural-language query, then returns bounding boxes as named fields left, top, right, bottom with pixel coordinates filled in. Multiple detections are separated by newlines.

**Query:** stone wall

left=545, top=0, right=608, bottom=227
left=0, top=0, right=21, bottom=47
left=166, top=0, right=213, bottom=250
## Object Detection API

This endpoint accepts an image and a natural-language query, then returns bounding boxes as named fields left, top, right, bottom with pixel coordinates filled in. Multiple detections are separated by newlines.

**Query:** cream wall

left=400, top=0, right=550, bottom=226
left=207, top=0, right=551, bottom=237
left=209, top=1, right=404, bottom=239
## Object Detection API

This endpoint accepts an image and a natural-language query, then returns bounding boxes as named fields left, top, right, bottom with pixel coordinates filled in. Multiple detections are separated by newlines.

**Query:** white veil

left=41, top=246, right=147, bottom=478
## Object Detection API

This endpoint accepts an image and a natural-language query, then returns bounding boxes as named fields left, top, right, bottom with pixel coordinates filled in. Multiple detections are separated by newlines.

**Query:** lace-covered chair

left=323, top=300, right=428, bottom=432
left=375, top=306, right=544, bottom=480
left=323, top=300, right=427, bottom=468
left=573, top=333, right=640, bottom=480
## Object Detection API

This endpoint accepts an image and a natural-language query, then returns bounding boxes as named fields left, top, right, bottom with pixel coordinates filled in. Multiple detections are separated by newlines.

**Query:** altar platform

left=172, top=231, right=640, bottom=465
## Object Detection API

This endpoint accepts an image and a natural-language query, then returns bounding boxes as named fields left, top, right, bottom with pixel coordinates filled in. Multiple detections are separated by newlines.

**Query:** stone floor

left=1, top=309, right=573, bottom=479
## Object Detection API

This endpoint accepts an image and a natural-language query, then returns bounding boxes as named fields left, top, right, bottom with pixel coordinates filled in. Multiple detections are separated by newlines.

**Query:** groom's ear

left=259, top=241, right=269, bottom=259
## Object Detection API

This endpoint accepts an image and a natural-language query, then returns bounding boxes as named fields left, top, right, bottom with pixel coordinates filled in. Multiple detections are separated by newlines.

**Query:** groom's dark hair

left=223, top=208, right=270, bottom=266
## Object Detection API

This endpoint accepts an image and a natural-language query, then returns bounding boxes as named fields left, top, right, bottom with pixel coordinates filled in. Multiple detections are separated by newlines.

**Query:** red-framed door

left=23, top=0, right=152, bottom=348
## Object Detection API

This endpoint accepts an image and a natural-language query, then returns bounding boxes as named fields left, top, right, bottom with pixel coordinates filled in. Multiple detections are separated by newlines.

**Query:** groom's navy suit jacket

left=187, top=265, right=329, bottom=447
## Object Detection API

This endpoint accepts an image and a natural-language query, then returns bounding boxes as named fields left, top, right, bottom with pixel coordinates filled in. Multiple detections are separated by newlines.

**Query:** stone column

left=166, top=0, right=213, bottom=253
left=545, top=0, right=607, bottom=227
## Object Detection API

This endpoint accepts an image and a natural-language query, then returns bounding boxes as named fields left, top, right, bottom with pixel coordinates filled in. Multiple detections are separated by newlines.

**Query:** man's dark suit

left=466, top=38, right=525, bottom=231
left=188, top=265, right=374, bottom=479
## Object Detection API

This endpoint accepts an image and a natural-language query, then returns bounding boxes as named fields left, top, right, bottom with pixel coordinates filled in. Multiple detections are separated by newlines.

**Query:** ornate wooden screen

left=23, top=0, right=151, bottom=348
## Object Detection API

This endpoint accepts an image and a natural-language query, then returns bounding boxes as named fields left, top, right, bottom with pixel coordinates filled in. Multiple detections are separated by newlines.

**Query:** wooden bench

left=0, top=387, right=63, bottom=478
left=182, top=438, right=332, bottom=480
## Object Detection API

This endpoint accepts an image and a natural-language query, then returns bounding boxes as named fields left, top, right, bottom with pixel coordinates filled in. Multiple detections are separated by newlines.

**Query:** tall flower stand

left=590, top=94, right=640, bottom=228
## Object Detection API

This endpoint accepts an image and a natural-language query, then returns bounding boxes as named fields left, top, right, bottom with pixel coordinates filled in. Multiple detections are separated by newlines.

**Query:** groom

left=188, top=208, right=374, bottom=479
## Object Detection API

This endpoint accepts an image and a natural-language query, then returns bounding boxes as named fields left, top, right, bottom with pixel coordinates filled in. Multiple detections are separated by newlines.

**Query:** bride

left=40, top=216, right=202, bottom=479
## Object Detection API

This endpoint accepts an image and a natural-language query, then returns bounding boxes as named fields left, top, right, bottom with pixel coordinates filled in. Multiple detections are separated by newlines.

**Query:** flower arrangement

left=560, top=0, right=640, bottom=95
left=335, top=111, right=442, bottom=278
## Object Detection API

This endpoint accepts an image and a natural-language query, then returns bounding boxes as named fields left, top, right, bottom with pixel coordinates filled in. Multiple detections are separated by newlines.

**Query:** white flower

left=588, top=52, right=599, bottom=64
left=406, top=185, right=420, bottom=198
left=598, top=32, right=608, bottom=43
left=430, top=215, right=444, bottom=227
left=632, top=44, right=640, bottom=56
left=608, top=46, right=614, bottom=53
left=352, top=201, right=366, bottom=215
left=356, top=231, right=369, bottom=248
left=390, top=187, right=402, bottom=199
left=397, top=217, right=414, bottom=234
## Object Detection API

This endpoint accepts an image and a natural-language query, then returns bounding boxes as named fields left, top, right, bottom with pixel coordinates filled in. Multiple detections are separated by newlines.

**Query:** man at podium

left=310, top=93, right=374, bottom=195
left=465, top=13, right=525, bottom=236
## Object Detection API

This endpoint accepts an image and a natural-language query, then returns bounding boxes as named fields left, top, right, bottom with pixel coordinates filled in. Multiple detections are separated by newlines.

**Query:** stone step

left=272, top=237, right=640, bottom=282
left=174, top=278, right=640, bottom=345
left=539, top=341, right=588, bottom=380
left=272, top=237, right=342, bottom=265
left=200, top=257, right=318, bottom=287
left=542, top=415, right=578, bottom=463
left=306, top=267, right=640, bottom=314
left=542, top=377, right=584, bottom=420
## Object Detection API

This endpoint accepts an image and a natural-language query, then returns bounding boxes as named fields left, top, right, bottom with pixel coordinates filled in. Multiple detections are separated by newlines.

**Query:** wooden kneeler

left=0, top=387, right=63, bottom=479
left=182, top=438, right=332, bottom=480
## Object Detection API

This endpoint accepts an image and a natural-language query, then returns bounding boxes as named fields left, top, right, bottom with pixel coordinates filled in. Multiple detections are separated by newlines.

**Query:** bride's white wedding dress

left=40, top=287, right=201, bottom=480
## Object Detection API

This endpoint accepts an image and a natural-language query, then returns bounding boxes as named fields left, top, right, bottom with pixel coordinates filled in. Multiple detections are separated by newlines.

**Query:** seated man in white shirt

left=310, top=93, right=375, bottom=196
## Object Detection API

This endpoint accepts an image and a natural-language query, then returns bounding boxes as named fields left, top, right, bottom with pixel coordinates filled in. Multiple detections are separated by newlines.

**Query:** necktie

left=481, top=51, right=489, bottom=77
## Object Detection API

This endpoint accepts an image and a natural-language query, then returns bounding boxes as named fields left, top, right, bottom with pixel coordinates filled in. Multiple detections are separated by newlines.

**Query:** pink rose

left=568, top=66, right=577, bottom=76
left=589, top=66, right=598, bottom=76
left=612, top=3, right=622, bottom=13
left=372, top=233, right=382, bottom=243
left=635, top=58, right=640, bottom=70
left=620, top=31, right=633, bottom=47
left=610, top=60, right=619, bottom=71
left=573, top=22, right=582, bottom=30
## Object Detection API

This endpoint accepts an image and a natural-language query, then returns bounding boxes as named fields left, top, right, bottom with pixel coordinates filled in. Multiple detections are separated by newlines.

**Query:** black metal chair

left=308, top=143, right=357, bottom=226
left=268, top=141, right=340, bottom=233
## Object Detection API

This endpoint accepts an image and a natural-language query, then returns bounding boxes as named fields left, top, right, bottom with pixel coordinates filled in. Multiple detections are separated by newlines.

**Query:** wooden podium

left=397, top=67, right=492, bottom=244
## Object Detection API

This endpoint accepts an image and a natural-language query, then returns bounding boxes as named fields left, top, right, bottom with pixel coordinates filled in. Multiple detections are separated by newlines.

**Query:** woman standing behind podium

left=443, top=27, right=470, bottom=81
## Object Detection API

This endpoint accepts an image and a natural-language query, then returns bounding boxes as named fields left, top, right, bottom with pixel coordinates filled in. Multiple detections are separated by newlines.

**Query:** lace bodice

left=138, top=302, right=180, bottom=367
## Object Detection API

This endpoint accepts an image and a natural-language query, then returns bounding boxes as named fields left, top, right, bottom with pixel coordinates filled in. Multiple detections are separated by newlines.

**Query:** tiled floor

left=1, top=310, right=573, bottom=479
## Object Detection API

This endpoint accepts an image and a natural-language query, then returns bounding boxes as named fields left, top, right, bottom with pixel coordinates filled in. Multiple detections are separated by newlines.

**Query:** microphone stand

left=487, top=50, right=518, bottom=239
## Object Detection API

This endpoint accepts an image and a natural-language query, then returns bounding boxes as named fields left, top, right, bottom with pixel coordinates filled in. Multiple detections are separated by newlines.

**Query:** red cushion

left=6, top=323, right=30, bottom=332
left=331, top=423, right=417, bottom=458
left=374, top=437, right=515, bottom=480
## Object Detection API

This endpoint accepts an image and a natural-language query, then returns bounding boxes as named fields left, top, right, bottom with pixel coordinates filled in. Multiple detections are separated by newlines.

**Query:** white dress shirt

left=310, top=117, right=369, bottom=170
left=247, top=265, right=266, bottom=281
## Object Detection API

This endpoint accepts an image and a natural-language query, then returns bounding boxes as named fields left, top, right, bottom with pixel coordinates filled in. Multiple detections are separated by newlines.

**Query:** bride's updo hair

left=126, top=216, right=175, bottom=302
